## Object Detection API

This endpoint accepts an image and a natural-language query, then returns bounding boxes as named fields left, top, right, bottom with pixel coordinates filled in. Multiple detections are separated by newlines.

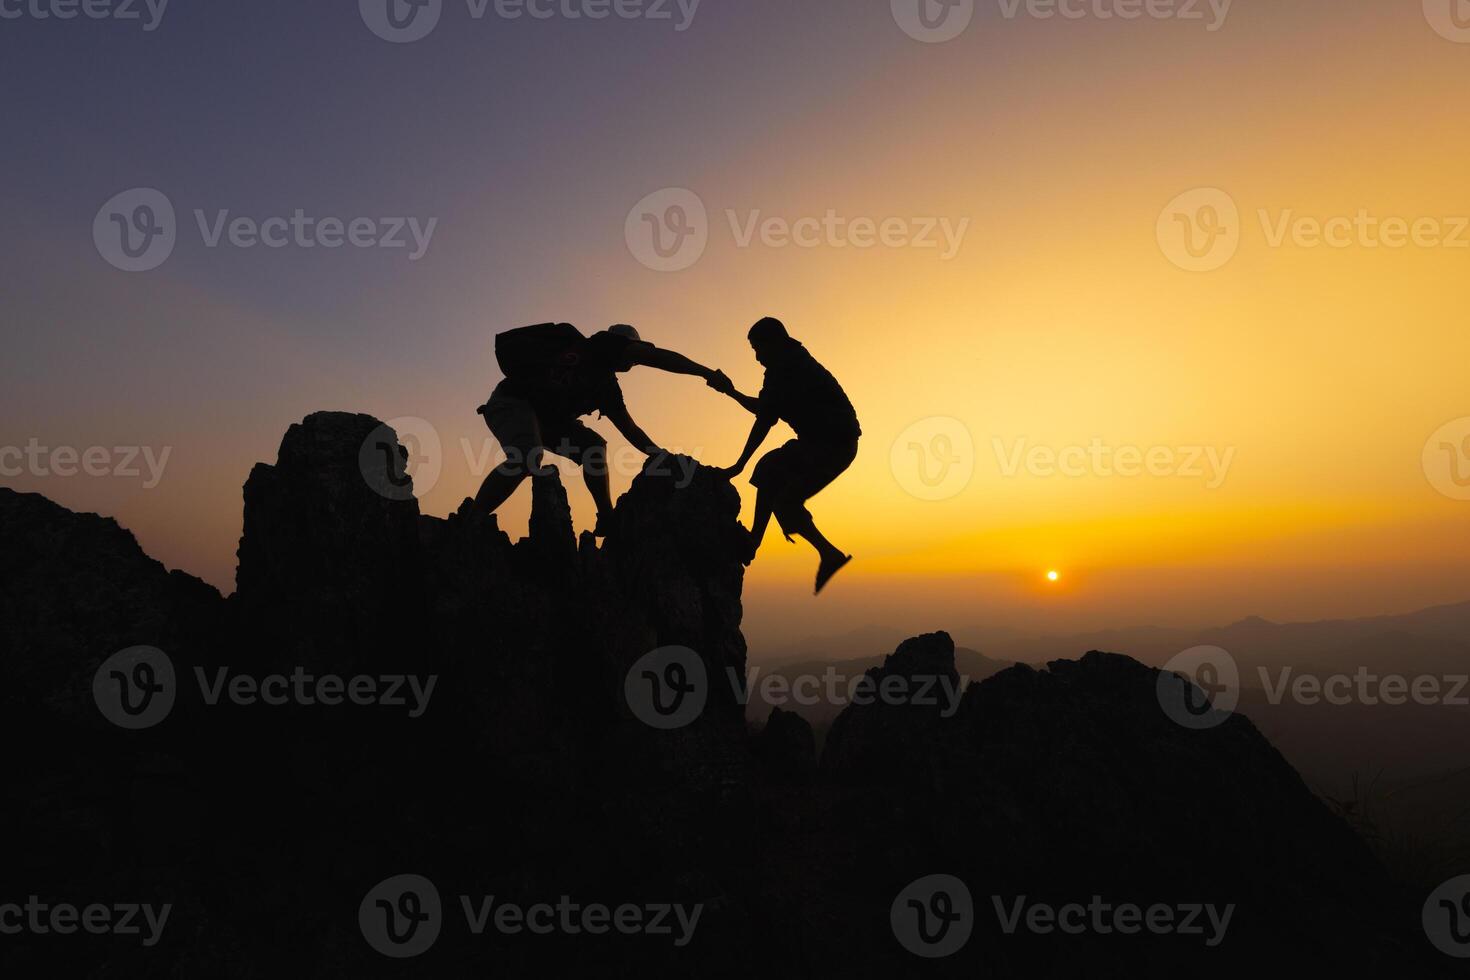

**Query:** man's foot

left=593, top=511, right=615, bottom=538
left=814, top=554, right=852, bottom=595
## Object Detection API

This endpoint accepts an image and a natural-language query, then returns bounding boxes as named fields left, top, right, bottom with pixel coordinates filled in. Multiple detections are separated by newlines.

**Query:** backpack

left=495, top=322, right=586, bottom=385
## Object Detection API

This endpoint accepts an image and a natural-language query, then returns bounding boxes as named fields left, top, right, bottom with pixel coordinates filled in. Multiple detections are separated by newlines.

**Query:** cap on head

left=748, top=317, right=789, bottom=344
left=607, top=324, right=641, bottom=342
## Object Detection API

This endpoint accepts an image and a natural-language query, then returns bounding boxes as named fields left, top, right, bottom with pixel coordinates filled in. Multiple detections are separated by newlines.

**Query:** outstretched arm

left=705, top=369, right=762, bottom=414
left=629, top=343, right=718, bottom=382
left=603, top=404, right=662, bottom=457
left=722, top=417, right=776, bottom=478
left=720, top=384, right=761, bottom=416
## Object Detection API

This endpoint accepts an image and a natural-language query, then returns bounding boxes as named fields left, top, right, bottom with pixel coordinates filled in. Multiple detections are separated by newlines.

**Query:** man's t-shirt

left=755, top=341, right=861, bottom=444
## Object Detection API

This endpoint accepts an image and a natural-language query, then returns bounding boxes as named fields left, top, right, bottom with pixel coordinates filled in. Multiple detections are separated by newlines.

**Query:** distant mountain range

left=756, top=601, right=1470, bottom=793
left=762, top=600, right=1470, bottom=682
left=749, top=646, right=1010, bottom=737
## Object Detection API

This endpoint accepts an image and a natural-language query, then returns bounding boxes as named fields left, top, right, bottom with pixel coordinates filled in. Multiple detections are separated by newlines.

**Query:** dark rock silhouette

left=817, top=633, right=1417, bottom=972
left=0, top=412, right=1452, bottom=977
left=0, top=488, right=221, bottom=724
left=751, top=706, right=817, bottom=782
left=237, top=412, right=424, bottom=669
left=821, top=629, right=960, bottom=783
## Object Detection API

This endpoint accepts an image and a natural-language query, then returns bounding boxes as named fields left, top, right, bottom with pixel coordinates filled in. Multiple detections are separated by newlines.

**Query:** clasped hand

left=706, top=369, right=735, bottom=396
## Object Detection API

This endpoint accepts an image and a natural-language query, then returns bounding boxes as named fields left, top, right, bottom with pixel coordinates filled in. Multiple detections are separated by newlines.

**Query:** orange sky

left=4, top=1, right=1468, bottom=653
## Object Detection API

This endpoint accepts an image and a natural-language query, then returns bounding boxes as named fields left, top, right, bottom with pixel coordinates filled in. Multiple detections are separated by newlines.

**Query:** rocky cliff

left=0, top=412, right=1447, bottom=977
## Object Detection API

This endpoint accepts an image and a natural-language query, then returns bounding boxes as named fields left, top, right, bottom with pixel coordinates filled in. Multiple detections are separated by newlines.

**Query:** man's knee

left=496, top=444, right=549, bottom=477
left=771, top=497, right=813, bottom=536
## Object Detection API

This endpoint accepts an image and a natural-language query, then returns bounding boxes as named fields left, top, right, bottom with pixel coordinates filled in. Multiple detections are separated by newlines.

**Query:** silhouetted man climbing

left=713, top=317, right=860, bottom=594
left=475, top=323, right=723, bottom=535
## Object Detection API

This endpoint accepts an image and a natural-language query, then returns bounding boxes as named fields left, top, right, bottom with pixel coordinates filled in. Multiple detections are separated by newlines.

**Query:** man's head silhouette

left=606, top=324, right=643, bottom=371
left=607, top=323, right=641, bottom=342
left=748, top=316, right=791, bottom=366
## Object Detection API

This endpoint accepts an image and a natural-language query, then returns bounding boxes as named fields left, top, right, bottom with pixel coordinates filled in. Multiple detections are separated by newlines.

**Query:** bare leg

left=475, top=468, right=527, bottom=514
left=793, top=519, right=844, bottom=563
left=582, top=444, right=615, bottom=533
left=740, top=489, right=777, bottom=564
left=790, top=513, right=851, bottom=594
left=751, top=491, right=774, bottom=544
left=474, top=447, right=542, bottom=515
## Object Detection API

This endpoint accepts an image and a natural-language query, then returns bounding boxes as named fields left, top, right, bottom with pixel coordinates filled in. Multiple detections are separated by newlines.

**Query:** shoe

left=814, top=554, right=852, bottom=595
left=593, top=511, right=615, bottom=538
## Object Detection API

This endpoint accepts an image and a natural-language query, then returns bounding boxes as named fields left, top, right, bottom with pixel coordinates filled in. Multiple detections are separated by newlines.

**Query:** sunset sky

left=3, top=0, right=1468, bottom=654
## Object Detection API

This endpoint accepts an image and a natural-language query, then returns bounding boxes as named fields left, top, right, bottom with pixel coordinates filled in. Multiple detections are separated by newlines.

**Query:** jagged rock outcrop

left=236, top=412, right=425, bottom=668
left=233, top=413, right=749, bottom=727
left=0, top=413, right=1449, bottom=977
left=821, top=630, right=959, bottom=783
left=0, top=487, right=221, bottom=724
left=814, top=633, right=1417, bottom=973
left=591, top=454, right=749, bottom=729
left=751, top=706, right=816, bottom=782
left=0, top=490, right=224, bottom=980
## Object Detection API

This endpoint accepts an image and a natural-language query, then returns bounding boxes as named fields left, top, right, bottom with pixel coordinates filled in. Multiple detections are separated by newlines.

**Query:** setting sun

left=1047, top=570, right=1060, bottom=583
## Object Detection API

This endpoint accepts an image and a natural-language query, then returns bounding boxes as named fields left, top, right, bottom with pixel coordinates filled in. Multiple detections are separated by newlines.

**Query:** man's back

left=758, top=342, right=861, bottom=444
left=498, top=326, right=634, bottom=419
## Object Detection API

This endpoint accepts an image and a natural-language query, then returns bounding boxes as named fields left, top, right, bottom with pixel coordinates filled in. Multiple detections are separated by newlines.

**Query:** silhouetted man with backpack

left=713, top=317, right=860, bottom=594
left=475, top=323, right=724, bottom=535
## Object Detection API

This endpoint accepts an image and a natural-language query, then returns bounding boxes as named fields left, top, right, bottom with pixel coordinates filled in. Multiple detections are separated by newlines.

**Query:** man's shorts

left=750, top=436, right=859, bottom=533
left=478, top=384, right=605, bottom=475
